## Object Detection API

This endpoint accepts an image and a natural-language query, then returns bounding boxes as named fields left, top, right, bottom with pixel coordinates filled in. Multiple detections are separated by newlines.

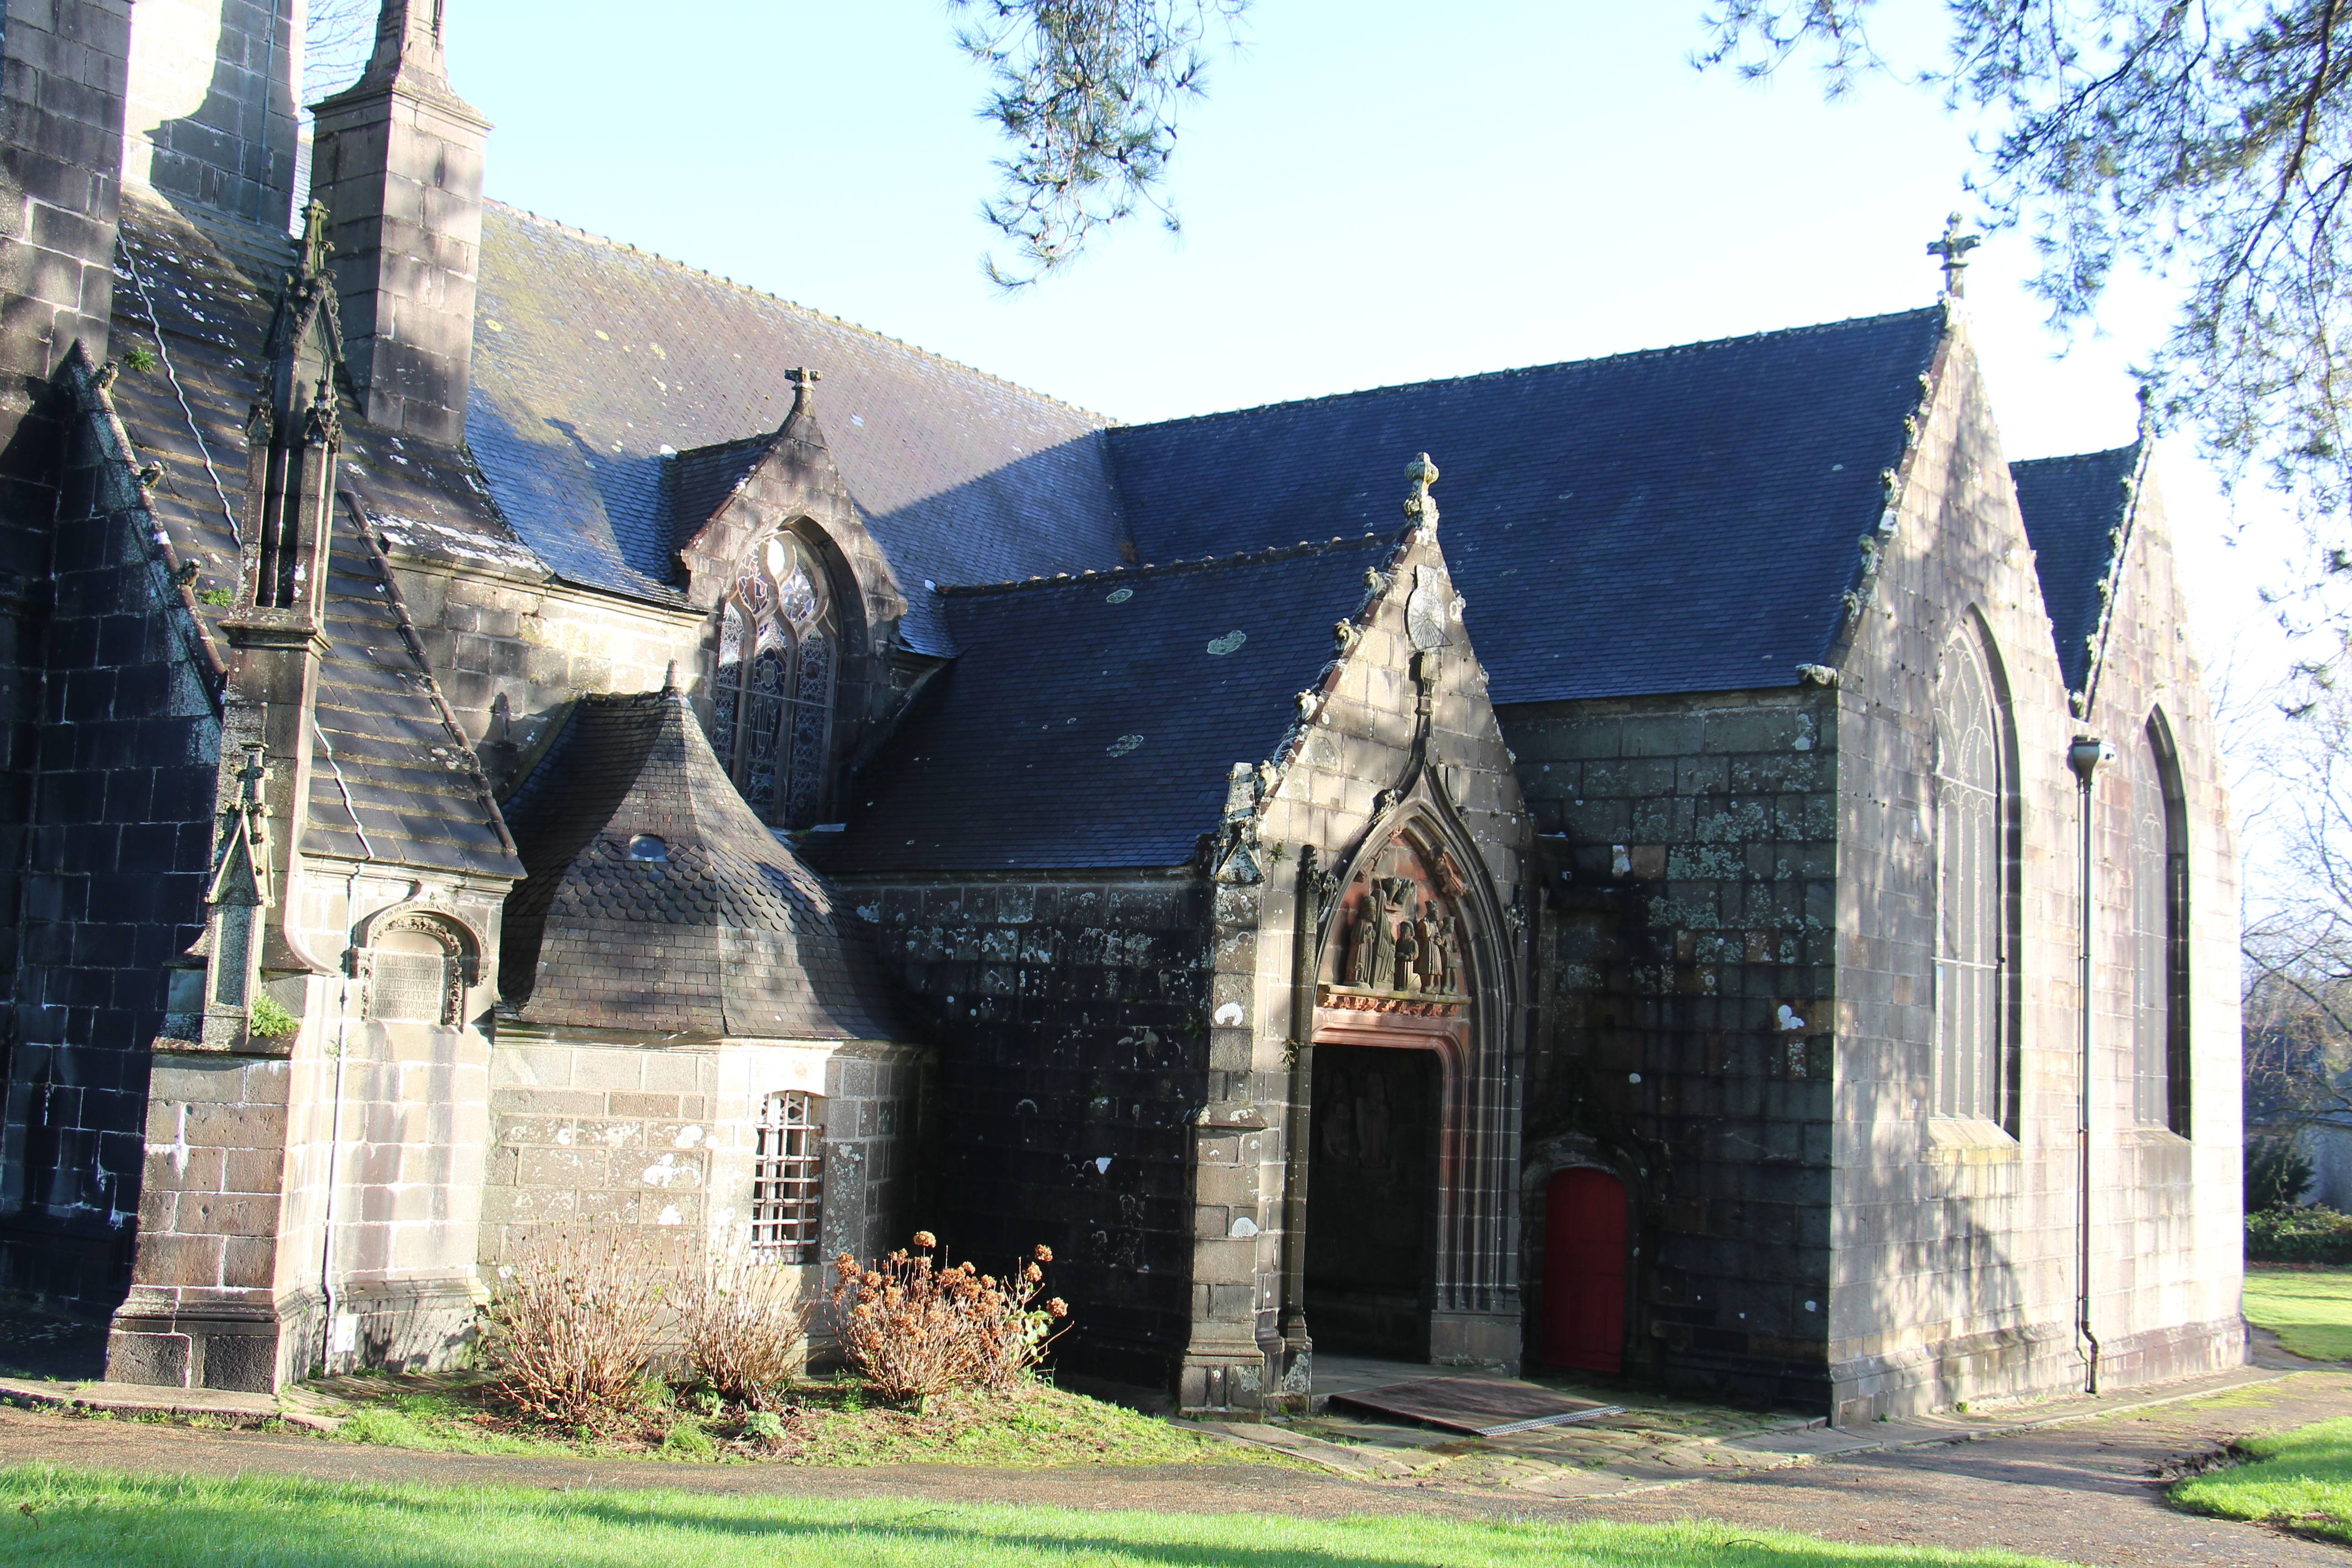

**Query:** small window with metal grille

left=750, top=1092, right=824, bottom=1262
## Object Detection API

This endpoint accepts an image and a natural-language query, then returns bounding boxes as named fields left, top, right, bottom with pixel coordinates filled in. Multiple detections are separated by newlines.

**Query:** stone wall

left=838, top=873, right=1214, bottom=1392
left=381, top=554, right=705, bottom=795
left=1824, top=320, right=2240, bottom=1423
left=482, top=1029, right=925, bottom=1292
left=121, top=0, right=298, bottom=230
left=0, top=372, right=219, bottom=1311
left=1503, top=686, right=1839, bottom=1406
left=2069, top=464, right=2245, bottom=1393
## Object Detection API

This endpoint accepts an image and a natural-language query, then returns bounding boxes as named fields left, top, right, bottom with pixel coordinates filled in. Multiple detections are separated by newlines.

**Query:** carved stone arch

left=1296, top=760, right=1528, bottom=1362
left=353, top=900, right=482, bottom=1027
left=704, top=518, right=850, bottom=828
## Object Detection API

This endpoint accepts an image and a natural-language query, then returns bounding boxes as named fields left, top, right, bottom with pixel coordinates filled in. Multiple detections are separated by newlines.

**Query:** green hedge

left=2248, top=1205, right=2352, bottom=1265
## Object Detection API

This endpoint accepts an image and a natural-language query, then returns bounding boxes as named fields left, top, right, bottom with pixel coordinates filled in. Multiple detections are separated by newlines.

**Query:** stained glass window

left=706, top=531, right=837, bottom=826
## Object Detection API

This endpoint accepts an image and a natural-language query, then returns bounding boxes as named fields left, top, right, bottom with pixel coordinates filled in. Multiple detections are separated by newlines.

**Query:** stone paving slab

left=0, top=1373, right=347, bottom=1431
left=1216, top=1362, right=2297, bottom=1497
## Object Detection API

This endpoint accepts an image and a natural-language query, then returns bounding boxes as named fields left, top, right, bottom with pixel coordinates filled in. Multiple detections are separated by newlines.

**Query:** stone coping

left=0, top=1374, right=347, bottom=1432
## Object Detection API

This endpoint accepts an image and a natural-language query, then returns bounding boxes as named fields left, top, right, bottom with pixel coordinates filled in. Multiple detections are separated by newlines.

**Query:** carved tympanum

left=1324, top=837, right=1470, bottom=1014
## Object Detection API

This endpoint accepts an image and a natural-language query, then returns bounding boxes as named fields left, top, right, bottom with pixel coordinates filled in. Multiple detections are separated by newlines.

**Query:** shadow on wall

left=147, top=0, right=298, bottom=232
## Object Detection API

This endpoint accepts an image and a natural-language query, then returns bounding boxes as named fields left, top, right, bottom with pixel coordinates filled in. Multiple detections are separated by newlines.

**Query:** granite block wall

left=0, top=374, right=218, bottom=1311
left=1824, top=319, right=2240, bottom=1422
left=1503, top=686, right=1838, bottom=1406
left=120, top=0, right=298, bottom=230
left=839, top=874, right=1215, bottom=1391
left=482, top=1031, right=925, bottom=1296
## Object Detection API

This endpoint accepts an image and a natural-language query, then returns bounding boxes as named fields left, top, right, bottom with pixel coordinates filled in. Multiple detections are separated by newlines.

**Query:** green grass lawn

left=2171, top=1415, right=2352, bottom=1543
left=2242, top=1266, right=2352, bottom=1360
left=0, top=1464, right=2081, bottom=1568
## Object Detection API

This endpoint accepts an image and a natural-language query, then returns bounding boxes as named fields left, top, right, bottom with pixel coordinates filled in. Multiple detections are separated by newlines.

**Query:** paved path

left=3, top=1365, right=2349, bottom=1565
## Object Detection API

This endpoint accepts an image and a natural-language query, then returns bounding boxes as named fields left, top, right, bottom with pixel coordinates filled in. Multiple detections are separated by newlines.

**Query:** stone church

left=0, top=1, right=2243, bottom=1423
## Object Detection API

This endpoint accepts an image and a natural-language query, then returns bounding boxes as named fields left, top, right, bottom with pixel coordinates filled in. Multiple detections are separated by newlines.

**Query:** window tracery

left=1932, top=627, right=2010, bottom=1124
left=708, top=531, right=837, bottom=827
left=2132, top=716, right=2191, bottom=1134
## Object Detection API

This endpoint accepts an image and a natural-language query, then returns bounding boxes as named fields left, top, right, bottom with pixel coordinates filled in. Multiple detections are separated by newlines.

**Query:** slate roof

left=107, top=194, right=523, bottom=880
left=2011, top=443, right=2143, bottom=695
left=466, top=205, right=1130, bottom=649
left=1107, top=309, right=1947, bottom=706
left=817, top=535, right=1397, bottom=875
left=666, top=430, right=774, bottom=548
left=500, top=685, right=904, bottom=1039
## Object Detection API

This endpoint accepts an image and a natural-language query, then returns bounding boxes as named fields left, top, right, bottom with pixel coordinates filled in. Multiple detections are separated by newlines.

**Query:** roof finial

left=662, top=659, right=681, bottom=694
left=1927, top=212, right=1981, bottom=298
left=299, top=201, right=333, bottom=278
left=1402, top=452, right=1440, bottom=532
left=2134, top=382, right=2156, bottom=441
left=785, top=366, right=823, bottom=419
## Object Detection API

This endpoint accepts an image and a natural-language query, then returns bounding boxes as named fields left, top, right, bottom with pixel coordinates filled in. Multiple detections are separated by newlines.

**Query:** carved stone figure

left=1371, top=900, right=1396, bottom=989
left=1416, top=903, right=1447, bottom=992
left=1392, top=921, right=1420, bottom=992
left=1347, top=900, right=1379, bottom=986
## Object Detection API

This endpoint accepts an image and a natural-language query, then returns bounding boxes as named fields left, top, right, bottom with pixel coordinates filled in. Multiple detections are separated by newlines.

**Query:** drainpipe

left=2067, top=735, right=2109, bottom=1394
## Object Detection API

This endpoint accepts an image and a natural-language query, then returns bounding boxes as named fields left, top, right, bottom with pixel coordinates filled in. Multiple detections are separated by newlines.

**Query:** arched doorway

left=1543, top=1167, right=1627, bottom=1373
left=1305, top=1043, right=1441, bottom=1358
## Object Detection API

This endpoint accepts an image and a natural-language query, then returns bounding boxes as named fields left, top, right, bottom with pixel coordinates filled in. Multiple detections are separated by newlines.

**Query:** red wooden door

left=1543, top=1167, right=1627, bottom=1373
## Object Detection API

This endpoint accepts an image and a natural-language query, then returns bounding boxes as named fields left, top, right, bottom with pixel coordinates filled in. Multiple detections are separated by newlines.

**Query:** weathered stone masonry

left=1509, top=687, right=1838, bottom=1405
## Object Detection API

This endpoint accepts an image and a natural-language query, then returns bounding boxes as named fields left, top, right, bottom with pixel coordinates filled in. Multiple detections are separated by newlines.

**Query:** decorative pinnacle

left=1402, top=452, right=1441, bottom=529
left=662, top=659, right=681, bottom=694
left=785, top=366, right=823, bottom=419
left=1926, top=212, right=1981, bottom=298
left=299, top=202, right=333, bottom=279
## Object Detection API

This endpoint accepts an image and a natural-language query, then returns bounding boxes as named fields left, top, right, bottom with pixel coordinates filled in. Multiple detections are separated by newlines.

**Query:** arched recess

left=353, top=902, right=483, bottom=1028
left=1930, top=609, right=2023, bottom=1134
left=2137, top=708, right=2192, bottom=1137
left=1295, top=762, right=1528, bottom=1360
left=706, top=520, right=859, bottom=828
left=1520, top=1131, right=1648, bottom=1376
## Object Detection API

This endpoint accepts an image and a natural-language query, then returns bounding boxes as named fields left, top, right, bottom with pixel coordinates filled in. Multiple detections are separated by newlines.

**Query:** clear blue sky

left=409, top=1, right=2293, bottom=802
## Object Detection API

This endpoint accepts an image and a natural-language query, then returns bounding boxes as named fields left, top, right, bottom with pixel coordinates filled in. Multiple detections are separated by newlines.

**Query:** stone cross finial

left=235, top=745, right=270, bottom=810
left=786, top=366, right=823, bottom=418
left=1927, top=212, right=1981, bottom=297
left=1402, top=452, right=1441, bottom=530
left=299, top=202, right=333, bottom=278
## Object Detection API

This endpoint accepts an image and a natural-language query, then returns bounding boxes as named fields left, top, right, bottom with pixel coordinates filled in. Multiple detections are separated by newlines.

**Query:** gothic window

left=1933, top=627, right=2010, bottom=1124
left=708, top=531, right=836, bottom=828
left=2132, top=716, right=2192, bottom=1134
left=749, top=1091, right=824, bottom=1262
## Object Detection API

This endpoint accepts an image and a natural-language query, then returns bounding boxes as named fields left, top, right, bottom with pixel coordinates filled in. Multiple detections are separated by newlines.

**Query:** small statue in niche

left=1392, top=920, right=1421, bottom=992
left=1415, top=902, right=1447, bottom=992
left=1371, top=898, right=1397, bottom=989
left=1347, top=896, right=1381, bottom=986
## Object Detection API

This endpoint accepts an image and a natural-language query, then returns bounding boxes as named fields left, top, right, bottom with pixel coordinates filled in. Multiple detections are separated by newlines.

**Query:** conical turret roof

left=499, top=682, right=903, bottom=1039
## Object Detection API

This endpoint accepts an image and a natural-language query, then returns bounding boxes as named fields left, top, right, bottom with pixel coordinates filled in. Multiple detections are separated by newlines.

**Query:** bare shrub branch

left=481, top=1223, right=670, bottom=1429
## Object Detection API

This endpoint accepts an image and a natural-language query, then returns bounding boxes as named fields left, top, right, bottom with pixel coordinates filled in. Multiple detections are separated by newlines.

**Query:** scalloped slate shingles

left=2011, top=443, right=2141, bottom=695
left=1107, top=309, right=1947, bottom=706
left=501, top=687, right=902, bottom=1039
left=466, top=205, right=1131, bottom=650
left=818, top=536, right=1396, bottom=875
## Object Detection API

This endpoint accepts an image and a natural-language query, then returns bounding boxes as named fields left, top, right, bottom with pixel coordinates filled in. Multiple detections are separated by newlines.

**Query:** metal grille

left=750, top=1092, right=824, bottom=1262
